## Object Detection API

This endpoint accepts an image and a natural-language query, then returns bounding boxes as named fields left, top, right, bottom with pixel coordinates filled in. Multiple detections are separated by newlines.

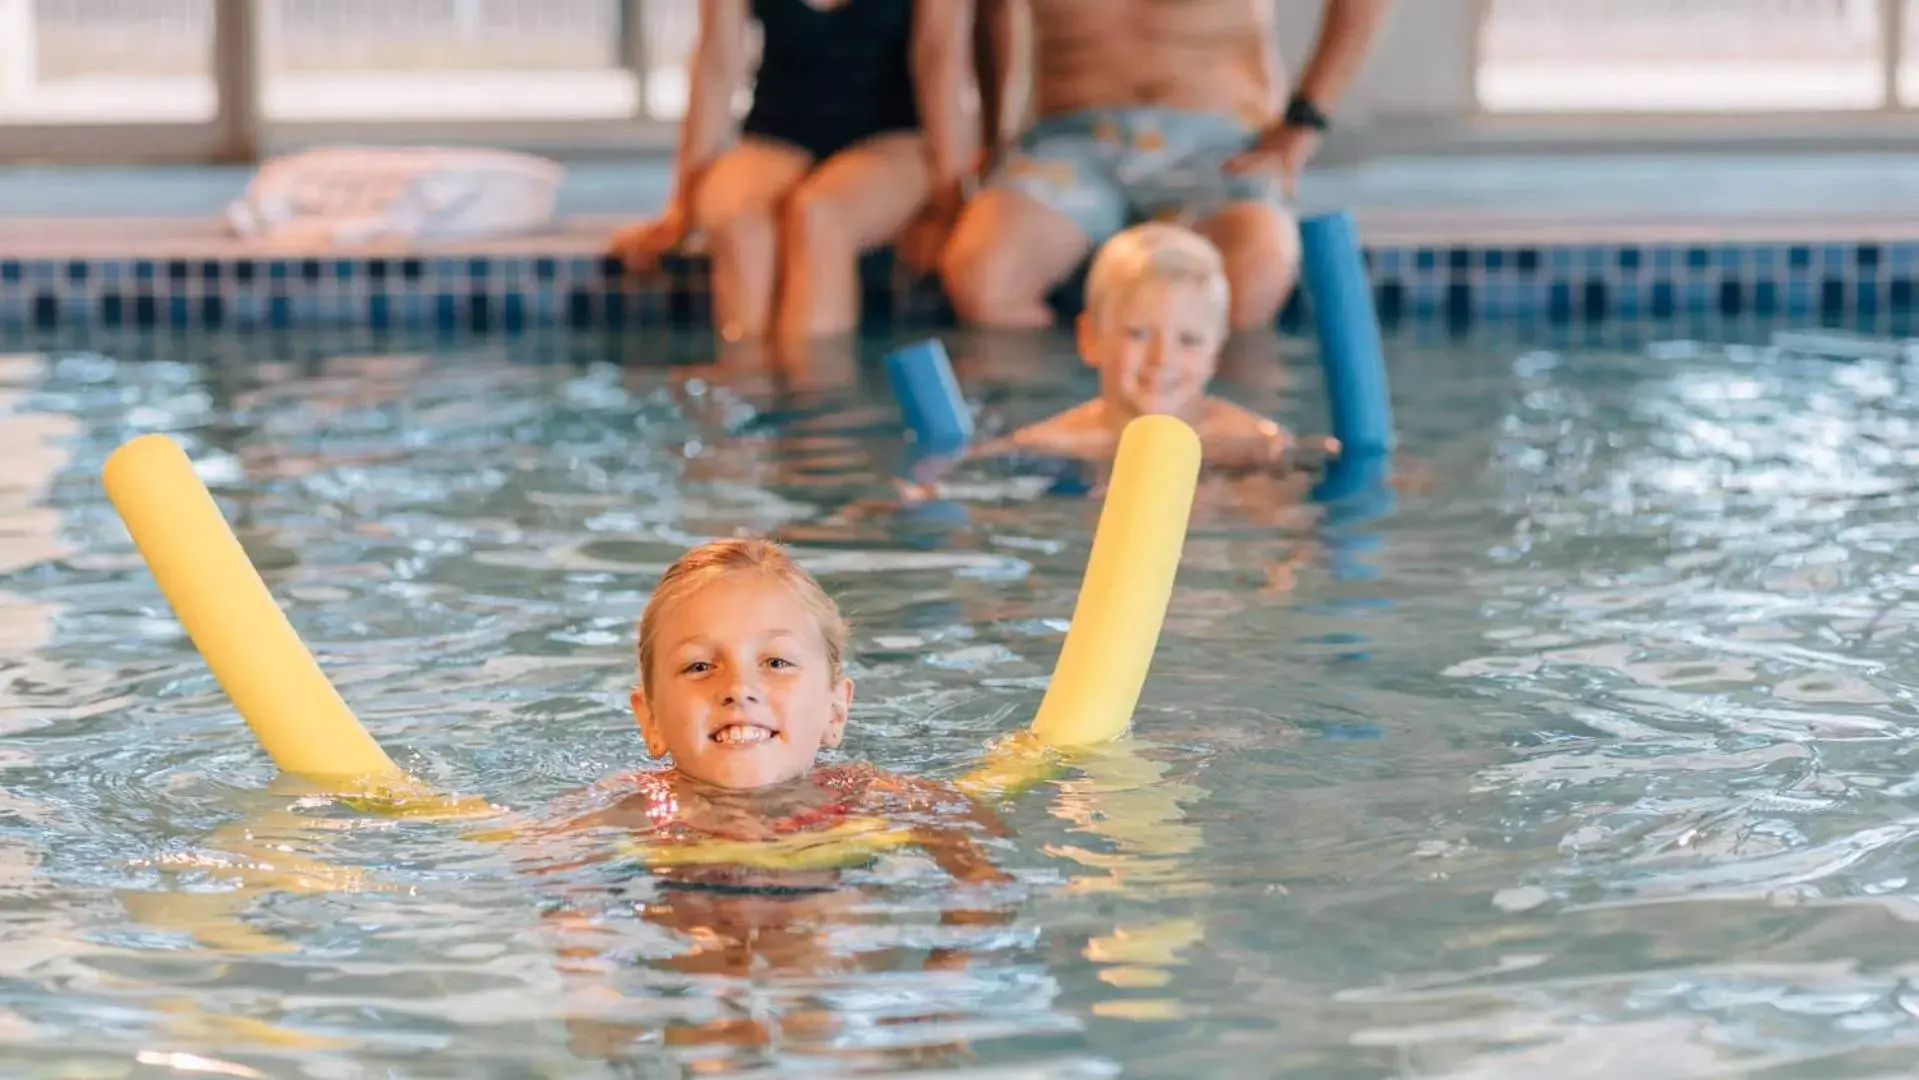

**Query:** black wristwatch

left=1283, top=92, right=1330, bottom=132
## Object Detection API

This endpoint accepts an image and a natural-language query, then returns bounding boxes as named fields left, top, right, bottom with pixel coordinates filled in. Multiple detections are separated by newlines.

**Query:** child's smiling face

left=1079, top=276, right=1225, bottom=423
left=633, top=571, right=852, bottom=790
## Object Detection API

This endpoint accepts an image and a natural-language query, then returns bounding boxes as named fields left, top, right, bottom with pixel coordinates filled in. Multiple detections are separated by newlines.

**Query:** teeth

left=713, top=725, right=772, bottom=745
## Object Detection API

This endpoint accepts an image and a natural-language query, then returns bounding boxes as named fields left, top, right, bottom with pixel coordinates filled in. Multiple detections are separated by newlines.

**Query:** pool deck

left=3, top=153, right=1918, bottom=332
left=5, top=153, right=1919, bottom=256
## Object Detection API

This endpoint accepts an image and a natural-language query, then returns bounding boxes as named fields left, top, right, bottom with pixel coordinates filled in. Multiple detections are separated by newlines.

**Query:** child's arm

left=1002, top=403, right=1120, bottom=462
left=513, top=817, right=646, bottom=1060
left=1200, top=397, right=1341, bottom=472
left=893, top=780, right=1021, bottom=971
left=538, top=895, right=660, bottom=1060
left=916, top=825, right=1015, bottom=887
left=861, top=773, right=1015, bottom=887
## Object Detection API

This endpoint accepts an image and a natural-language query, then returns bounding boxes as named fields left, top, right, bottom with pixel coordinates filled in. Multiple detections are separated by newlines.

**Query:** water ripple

left=7, top=329, right=1919, bottom=1074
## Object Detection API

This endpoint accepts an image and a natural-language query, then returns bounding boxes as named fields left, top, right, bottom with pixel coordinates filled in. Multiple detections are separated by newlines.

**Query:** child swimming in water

left=858, top=222, right=1333, bottom=538
left=539, top=539, right=1014, bottom=1066
left=1000, top=221, right=1331, bottom=469
left=870, top=222, right=1332, bottom=521
left=546, top=537, right=1008, bottom=889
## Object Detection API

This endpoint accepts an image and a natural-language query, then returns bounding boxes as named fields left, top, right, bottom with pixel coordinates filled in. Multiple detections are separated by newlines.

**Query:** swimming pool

left=2, top=322, right=1917, bottom=1076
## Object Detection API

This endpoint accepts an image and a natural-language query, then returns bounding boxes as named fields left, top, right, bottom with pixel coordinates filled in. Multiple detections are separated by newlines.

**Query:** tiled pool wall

left=4, top=310, right=1903, bottom=371
left=0, top=239, right=1912, bottom=335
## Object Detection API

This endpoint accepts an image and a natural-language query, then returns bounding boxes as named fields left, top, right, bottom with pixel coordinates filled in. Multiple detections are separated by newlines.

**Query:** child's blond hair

left=1083, top=222, right=1230, bottom=329
left=637, top=538, right=849, bottom=696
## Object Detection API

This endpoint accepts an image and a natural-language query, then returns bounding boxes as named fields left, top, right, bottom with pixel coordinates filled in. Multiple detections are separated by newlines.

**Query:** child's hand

left=893, top=477, right=931, bottom=505
left=895, top=449, right=967, bottom=504
left=1285, top=435, right=1341, bottom=473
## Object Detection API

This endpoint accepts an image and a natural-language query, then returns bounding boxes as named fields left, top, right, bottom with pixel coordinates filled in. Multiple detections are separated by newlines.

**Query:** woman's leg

left=775, top=131, right=934, bottom=342
left=688, top=138, right=815, bottom=341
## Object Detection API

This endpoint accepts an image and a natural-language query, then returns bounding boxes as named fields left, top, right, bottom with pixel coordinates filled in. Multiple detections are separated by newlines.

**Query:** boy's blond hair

left=1082, top=223, right=1230, bottom=329
left=637, top=538, right=848, bottom=697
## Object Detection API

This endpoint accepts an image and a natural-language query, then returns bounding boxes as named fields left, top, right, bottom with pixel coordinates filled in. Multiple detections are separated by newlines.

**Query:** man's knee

left=938, top=199, right=1017, bottom=321
left=940, top=190, right=1083, bottom=325
left=1203, top=201, right=1301, bottom=328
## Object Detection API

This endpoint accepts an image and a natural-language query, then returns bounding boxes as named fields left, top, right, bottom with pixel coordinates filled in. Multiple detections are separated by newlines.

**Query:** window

left=258, top=0, right=642, bottom=122
left=12, top=2, right=1919, bottom=165
left=0, top=0, right=692, bottom=161
left=638, top=0, right=698, bottom=120
left=1900, top=0, right=1919, bottom=102
left=0, top=0, right=218, bottom=125
left=1477, top=0, right=1891, bottom=113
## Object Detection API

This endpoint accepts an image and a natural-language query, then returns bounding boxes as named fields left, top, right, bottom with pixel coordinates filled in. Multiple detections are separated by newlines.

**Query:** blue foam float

left=1312, top=450, right=1395, bottom=582
left=1299, top=210, right=1395, bottom=457
left=884, top=338, right=972, bottom=454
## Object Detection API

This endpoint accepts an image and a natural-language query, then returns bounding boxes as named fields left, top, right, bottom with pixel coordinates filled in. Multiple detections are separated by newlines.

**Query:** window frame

left=3, top=0, right=1917, bottom=166
left=0, top=0, right=684, bottom=164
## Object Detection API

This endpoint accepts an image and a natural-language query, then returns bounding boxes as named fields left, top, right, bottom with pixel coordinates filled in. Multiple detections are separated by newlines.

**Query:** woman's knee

left=779, top=134, right=934, bottom=259
left=779, top=180, right=850, bottom=255
left=688, top=147, right=810, bottom=242
left=691, top=191, right=778, bottom=249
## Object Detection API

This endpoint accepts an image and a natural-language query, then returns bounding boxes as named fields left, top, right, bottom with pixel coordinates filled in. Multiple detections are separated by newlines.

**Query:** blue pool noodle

left=1312, top=450, right=1395, bottom=583
left=1299, top=210, right=1394, bottom=455
left=884, top=338, right=973, bottom=453
left=1311, top=448, right=1396, bottom=519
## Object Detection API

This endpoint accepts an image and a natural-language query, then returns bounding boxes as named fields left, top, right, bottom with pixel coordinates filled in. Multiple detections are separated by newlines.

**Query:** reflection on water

left=4, top=325, right=1919, bottom=1074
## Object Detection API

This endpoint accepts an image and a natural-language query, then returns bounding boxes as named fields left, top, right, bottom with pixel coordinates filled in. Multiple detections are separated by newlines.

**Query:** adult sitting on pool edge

left=942, top=0, right=1393, bottom=332
left=610, top=0, right=979, bottom=344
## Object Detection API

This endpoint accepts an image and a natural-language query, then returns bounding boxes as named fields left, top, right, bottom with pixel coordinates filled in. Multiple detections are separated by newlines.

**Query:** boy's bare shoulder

left=1006, top=401, right=1121, bottom=461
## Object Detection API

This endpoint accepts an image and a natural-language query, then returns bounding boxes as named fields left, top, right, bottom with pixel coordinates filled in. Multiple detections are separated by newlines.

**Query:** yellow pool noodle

left=954, top=415, right=1201, bottom=799
left=103, top=414, right=1199, bottom=871
left=1028, top=414, right=1201, bottom=747
left=104, top=434, right=402, bottom=780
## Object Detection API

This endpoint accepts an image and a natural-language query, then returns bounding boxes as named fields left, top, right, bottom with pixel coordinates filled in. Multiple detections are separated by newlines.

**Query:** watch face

left=1287, top=96, right=1329, bottom=131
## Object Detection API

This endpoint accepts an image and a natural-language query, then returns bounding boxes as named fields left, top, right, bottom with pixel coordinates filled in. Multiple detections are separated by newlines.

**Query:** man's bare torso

left=1022, top=0, right=1278, bottom=124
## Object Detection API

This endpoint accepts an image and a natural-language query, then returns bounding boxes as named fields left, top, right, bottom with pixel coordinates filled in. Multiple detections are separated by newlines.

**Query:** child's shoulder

left=1002, top=402, right=1120, bottom=461
left=821, top=763, right=979, bottom=811
left=816, top=761, right=934, bottom=799
left=812, top=760, right=883, bottom=793
left=536, top=767, right=680, bottom=834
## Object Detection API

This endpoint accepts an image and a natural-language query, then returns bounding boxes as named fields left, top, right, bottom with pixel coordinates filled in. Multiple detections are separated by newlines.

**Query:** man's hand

left=1222, top=124, right=1321, bottom=198
left=896, top=177, right=971, bottom=273
left=896, top=205, right=957, bottom=274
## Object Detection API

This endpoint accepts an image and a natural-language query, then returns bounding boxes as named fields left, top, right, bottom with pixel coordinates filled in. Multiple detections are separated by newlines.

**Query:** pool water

left=3, top=324, right=1919, bottom=1077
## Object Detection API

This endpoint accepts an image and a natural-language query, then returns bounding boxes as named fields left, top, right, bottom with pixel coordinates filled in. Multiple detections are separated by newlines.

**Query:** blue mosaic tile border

left=0, top=240, right=1912, bottom=331
left=1352, top=240, right=1915, bottom=327
left=0, top=250, right=949, bottom=334
left=7, top=312, right=1902, bottom=365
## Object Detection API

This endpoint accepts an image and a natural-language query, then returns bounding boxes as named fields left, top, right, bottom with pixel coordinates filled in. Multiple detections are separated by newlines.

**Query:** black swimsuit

left=741, top=0, right=921, bottom=161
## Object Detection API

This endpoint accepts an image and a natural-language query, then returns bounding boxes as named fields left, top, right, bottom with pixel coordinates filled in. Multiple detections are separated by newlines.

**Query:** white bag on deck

left=227, top=146, right=564, bottom=247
